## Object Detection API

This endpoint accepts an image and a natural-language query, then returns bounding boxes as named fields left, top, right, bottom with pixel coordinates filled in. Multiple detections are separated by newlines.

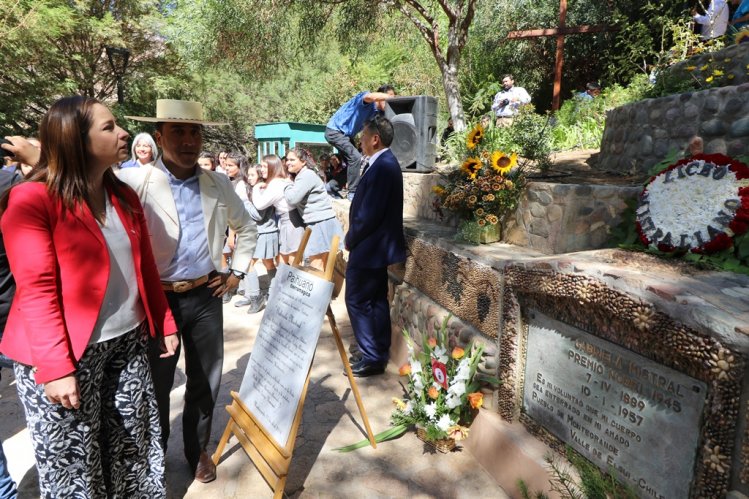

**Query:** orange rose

left=399, top=364, right=412, bottom=376
left=428, top=386, right=440, bottom=399
left=452, top=347, right=465, bottom=360
left=468, top=392, right=484, bottom=409
left=428, top=337, right=437, bottom=348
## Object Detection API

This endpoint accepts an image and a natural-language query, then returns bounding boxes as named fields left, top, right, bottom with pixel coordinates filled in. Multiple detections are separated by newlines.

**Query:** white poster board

left=238, top=263, right=334, bottom=447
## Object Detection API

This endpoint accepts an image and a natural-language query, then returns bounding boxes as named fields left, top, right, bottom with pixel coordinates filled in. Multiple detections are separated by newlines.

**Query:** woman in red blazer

left=0, top=96, right=178, bottom=498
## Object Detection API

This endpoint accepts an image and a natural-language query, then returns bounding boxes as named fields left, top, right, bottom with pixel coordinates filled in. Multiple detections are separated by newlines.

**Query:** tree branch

left=401, top=0, right=436, bottom=27
left=435, top=0, right=457, bottom=21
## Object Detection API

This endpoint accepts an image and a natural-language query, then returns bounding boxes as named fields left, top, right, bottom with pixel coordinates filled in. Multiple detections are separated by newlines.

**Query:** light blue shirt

left=161, top=166, right=215, bottom=281
left=326, top=91, right=379, bottom=137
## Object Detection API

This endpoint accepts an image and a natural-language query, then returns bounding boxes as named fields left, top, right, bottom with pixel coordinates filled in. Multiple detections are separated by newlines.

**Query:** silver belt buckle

left=173, top=280, right=191, bottom=293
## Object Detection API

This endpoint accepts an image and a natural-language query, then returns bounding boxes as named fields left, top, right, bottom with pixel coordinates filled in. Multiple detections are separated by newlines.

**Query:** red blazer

left=0, top=181, right=178, bottom=384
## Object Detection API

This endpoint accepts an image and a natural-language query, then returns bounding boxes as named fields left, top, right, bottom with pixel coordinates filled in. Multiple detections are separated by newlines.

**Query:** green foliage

left=443, top=108, right=551, bottom=170
left=550, top=76, right=651, bottom=151
left=0, top=0, right=188, bottom=135
left=520, top=447, right=636, bottom=499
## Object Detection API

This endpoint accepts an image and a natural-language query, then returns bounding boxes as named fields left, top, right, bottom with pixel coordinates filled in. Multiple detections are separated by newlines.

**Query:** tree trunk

left=441, top=59, right=465, bottom=131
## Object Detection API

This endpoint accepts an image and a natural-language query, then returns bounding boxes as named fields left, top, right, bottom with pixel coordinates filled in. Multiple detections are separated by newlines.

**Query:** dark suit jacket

left=345, top=148, right=406, bottom=269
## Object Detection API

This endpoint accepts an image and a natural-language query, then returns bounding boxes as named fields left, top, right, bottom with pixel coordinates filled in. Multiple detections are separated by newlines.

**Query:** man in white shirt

left=491, top=74, right=531, bottom=126
left=693, top=0, right=729, bottom=40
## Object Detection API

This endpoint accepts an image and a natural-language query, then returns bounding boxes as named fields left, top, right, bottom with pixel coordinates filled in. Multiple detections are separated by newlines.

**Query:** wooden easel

left=213, top=229, right=377, bottom=498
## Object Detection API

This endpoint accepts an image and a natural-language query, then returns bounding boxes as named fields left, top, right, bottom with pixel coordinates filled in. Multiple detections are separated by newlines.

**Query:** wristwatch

left=230, top=269, right=246, bottom=280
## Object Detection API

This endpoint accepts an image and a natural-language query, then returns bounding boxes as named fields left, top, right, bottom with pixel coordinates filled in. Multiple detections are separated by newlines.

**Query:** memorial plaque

left=238, top=264, right=334, bottom=447
left=523, top=310, right=707, bottom=499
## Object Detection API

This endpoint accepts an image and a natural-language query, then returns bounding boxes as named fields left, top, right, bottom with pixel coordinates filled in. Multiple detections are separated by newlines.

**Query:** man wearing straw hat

left=122, top=99, right=256, bottom=483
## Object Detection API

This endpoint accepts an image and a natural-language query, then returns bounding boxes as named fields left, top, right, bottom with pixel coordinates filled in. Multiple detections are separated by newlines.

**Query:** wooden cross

left=507, top=0, right=610, bottom=111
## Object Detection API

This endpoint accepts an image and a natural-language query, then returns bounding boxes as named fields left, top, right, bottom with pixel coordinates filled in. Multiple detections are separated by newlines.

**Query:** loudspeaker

left=384, top=96, right=437, bottom=172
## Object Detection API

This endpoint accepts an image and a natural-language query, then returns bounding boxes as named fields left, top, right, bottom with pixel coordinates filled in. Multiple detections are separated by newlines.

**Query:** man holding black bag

left=491, top=74, right=531, bottom=127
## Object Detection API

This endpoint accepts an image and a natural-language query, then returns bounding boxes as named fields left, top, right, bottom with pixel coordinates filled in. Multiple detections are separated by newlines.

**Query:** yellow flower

left=686, top=65, right=697, bottom=71
left=428, top=337, right=437, bottom=348
left=490, top=151, right=517, bottom=175
left=486, top=193, right=495, bottom=201
left=725, top=58, right=732, bottom=62
left=713, top=69, right=724, bottom=77
left=477, top=218, right=486, bottom=226
left=505, top=180, right=514, bottom=189
left=475, top=208, right=485, bottom=216
left=468, top=392, right=484, bottom=409
left=466, top=124, right=484, bottom=149
left=706, top=76, right=714, bottom=83
left=467, top=195, right=477, bottom=204
left=486, top=214, right=499, bottom=225
left=428, top=386, right=440, bottom=399
left=432, top=185, right=445, bottom=195
left=700, top=64, right=709, bottom=71
left=451, top=347, right=465, bottom=359
left=447, top=425, right=470, bottom=441
left=729, top=74, right=735, bottom=80
left=392, top=397, right=406, bottom=410
left=460, top=157, right=482, bottom=179
left=399, top=363, right=411, bottom=376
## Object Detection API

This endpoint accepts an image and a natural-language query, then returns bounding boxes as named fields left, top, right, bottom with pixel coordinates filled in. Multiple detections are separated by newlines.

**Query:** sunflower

left=490, top=151, right=518, bottom=175
left=466, top=124, right=485, bottom=150
left=461, top=157, right=482, bottom=179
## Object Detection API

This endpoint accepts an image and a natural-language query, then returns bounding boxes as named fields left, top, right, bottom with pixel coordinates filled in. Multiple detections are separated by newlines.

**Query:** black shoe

left=348, top=353, right=362, bottom=364
left=246, top=294, right=267, bottom=314
left=234, top=297, right=252, bottom=307
left=347, top=360, right=386, bottom=378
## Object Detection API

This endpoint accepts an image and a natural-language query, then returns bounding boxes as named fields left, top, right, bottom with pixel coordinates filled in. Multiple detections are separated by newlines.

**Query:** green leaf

left=333, top=424, right=410, bottom=452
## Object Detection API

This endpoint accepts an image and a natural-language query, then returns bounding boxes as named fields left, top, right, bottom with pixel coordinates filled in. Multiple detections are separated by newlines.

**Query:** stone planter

left=457, top=219, right=501, bottom=244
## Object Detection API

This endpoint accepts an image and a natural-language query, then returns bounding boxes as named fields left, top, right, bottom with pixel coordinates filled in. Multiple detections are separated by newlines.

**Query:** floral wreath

left=636, top=153, right=749, bottom=253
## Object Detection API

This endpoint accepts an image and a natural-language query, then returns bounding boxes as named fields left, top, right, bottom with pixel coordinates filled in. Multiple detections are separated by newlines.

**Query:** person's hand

left=3, top=136, right=41, bottom=167
left=208, top=272, right=240, bottom=297
left=228, top=236, right=236, bottom=251
left=44, top=374, right=80, bottom=409
left=160, top=335, right=179, bottom=358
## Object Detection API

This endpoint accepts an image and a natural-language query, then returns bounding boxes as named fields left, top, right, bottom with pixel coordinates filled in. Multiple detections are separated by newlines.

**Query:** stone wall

left=398, top=172, right=638, bottom=255
left=389, top=218, right=749, bottom=497
left=598, top=82, right=749, bottom=175
left=504, top=183, right=640, bottom=254
left=669, top=43, right=749, bottom=88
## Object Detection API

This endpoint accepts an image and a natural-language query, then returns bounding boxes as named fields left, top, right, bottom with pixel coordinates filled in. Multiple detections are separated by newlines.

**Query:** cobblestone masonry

left=393, top=217, right=749, bottom=497
left=599, top=81, right=749, bottom=175
left=387, top=173, right=638, bottom=255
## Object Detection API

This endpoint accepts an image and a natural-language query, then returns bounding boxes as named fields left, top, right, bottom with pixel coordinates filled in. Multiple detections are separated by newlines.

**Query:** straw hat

left=125, top=99, right=227, bottom=126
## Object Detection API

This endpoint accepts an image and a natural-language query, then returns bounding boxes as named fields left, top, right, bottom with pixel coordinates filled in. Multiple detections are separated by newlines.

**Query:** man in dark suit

left=345, top=115, right=406, bottom=377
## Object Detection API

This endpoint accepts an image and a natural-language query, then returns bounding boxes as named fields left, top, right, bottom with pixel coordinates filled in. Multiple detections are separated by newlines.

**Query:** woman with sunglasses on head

left=0, top=95, right=178, bottom=498
left=283, top=147, right=344, bottom=270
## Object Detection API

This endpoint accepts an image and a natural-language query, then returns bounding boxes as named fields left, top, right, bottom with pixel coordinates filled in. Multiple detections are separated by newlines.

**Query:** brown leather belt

left=161, top=274, right=211, bottom=293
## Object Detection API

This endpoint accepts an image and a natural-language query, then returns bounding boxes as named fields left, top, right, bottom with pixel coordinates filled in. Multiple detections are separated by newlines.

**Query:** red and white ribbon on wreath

left=636, top=153, right=749, bottom=253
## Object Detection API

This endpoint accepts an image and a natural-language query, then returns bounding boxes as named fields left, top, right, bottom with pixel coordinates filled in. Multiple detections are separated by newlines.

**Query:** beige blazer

left=117, top=160, right=257, bottom=276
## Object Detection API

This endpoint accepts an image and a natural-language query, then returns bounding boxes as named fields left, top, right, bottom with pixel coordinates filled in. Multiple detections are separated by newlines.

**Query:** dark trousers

left=148, top=284, right=223, bottom=470
left=345, top=266, right=391, bottom=365
left=325, top=127, right=363, bottom=195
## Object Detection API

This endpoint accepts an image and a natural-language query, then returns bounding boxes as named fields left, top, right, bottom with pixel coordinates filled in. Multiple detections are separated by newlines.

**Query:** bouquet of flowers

left=433, top=123, right=528, bottom=242
left=336, top=318, right=498, bottom=452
